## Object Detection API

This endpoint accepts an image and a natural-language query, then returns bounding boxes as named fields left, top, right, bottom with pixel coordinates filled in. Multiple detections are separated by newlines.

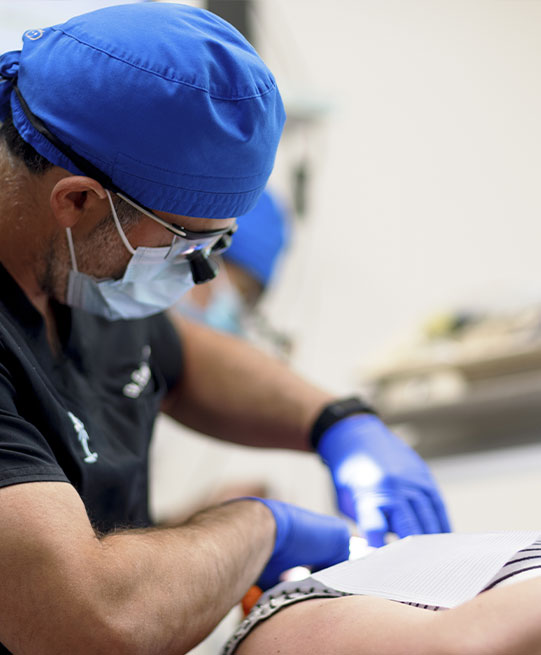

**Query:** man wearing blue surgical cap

left=0, top=3, right=449, bottom=653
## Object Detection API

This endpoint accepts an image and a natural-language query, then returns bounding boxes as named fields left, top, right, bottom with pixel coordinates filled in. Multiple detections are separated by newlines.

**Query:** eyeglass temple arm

left=13, top=83, right=118, bottom=192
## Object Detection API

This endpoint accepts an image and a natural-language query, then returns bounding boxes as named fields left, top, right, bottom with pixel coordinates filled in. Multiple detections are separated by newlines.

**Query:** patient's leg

left=235, top=578, right=541, bottom=655
left=236, top=595, right=441, bottom=655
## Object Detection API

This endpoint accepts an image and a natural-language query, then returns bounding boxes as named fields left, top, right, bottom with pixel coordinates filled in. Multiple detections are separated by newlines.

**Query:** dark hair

left=1, top=111, right=140, bottom=226
left=0, top=111, right=53, bottom=174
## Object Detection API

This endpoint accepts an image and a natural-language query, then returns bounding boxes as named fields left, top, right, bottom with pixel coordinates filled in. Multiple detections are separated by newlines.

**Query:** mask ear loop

left=65, top=228, right=78, bottom=273
left=106, top=189, right=136, bottom=256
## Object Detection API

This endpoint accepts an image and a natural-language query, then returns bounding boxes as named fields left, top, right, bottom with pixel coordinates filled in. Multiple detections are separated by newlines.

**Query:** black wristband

left=309, top=396, right=378, bottom=451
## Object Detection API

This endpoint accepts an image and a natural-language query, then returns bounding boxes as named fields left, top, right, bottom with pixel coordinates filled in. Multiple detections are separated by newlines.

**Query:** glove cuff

left=309, top=396, right=378, bottom=450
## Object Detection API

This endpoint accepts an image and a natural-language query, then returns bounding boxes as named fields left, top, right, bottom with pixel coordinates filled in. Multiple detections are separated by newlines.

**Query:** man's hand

left=317, top=414, right=451, bottom=547
left=244, top=498, right=350, bottom=590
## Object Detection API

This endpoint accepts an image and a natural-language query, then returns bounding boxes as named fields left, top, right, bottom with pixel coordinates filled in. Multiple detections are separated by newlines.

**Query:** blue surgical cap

left=0, top=3, right=285, bottom=218
left=224, top=189, right=291, bottom=287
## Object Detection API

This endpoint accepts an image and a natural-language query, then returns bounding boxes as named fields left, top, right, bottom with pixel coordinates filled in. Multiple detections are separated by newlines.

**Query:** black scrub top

left=0, top=263, right=183, bottom=532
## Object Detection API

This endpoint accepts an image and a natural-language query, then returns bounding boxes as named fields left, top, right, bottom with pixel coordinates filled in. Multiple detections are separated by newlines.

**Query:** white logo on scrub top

left=68, top=411, right=98, bottom=464
left=123, top=345, right=152, bottom=398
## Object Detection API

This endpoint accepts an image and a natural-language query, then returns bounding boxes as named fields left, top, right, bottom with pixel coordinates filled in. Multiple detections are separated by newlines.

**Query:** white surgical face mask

left=65, top=191, right=195, bottom=320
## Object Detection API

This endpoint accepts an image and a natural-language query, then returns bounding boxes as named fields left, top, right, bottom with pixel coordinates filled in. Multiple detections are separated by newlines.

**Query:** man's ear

left=49, top=176, right=108, bottom=228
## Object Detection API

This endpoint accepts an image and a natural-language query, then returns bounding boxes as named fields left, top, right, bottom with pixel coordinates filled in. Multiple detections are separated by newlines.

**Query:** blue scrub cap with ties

left=0, top=2, right=286, bottom=218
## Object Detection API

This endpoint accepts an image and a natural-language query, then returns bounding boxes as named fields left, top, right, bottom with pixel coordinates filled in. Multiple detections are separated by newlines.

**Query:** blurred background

left=4, top=1, right=541, bottom=651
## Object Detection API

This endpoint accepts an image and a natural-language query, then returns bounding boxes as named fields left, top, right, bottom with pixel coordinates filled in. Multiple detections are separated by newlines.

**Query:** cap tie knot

left=0, top=50, right=21, bottom=121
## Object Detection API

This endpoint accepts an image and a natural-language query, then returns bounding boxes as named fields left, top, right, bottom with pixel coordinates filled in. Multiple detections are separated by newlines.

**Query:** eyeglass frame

left=12, top=83, right=237, bottom=252
left=115, top=191, right=236, bottom=253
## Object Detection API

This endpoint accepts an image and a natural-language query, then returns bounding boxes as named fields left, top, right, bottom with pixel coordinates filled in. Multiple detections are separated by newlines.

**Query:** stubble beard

left=40, top=211, right=132, bottom=304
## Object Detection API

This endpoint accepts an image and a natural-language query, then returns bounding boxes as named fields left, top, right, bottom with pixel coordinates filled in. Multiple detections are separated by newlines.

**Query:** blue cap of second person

left=224, top=189, right=291, bottom=287
left=0, top=2, right=285, bottom=218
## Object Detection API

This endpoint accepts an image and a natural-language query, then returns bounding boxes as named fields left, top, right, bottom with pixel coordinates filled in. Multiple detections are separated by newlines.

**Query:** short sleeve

left=0, top=355, right=69, bottom=488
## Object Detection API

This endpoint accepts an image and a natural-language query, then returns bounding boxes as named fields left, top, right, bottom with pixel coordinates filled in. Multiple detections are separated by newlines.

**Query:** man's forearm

left=163, top=315, right=332, bottom=450
left=95, top=500, right=274, bottom=654
left=0, top=483, right=275, bottom=655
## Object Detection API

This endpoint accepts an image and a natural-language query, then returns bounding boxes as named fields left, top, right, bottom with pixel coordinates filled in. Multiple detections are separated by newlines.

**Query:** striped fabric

left=482, top=539, right=541, bottom=591
left=221, top=539, right=541, bottom=655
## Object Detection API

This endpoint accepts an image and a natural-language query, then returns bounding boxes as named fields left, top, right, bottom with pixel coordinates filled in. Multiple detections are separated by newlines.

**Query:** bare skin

left=224, top=261, right=265, bottom=307
left=236, top=578, right=541, bottom=655
left=0, top=482, right=274, bottom=655
left=0, top=150, right=334, bottom=651
left=162, top=314, right=330, bottom=450
left=0, top=163, right=235, bottom=341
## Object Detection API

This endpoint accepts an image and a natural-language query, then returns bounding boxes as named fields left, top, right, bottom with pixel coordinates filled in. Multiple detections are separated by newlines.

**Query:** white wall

left=257, top=0, right=541, bottom=394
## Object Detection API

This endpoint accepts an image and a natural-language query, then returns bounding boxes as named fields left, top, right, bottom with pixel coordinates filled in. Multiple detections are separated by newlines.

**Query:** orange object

left=242, top=585, right=263, bottom=615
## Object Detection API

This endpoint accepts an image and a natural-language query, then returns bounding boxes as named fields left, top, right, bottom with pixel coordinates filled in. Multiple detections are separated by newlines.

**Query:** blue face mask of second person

left=65, top=191, right=195, bottom=321
left=179, top=275, right=247, bottom=335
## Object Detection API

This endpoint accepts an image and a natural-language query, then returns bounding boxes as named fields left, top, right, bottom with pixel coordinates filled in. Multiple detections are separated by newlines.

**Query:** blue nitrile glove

left=248, top=498, right=350, bottom=590
left=317, top=414, right=451, bottom=548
